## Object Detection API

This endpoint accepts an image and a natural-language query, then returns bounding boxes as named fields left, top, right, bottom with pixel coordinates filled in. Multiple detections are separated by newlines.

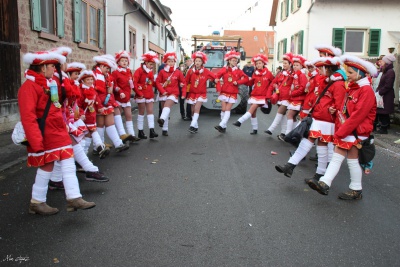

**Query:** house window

left=129, top=27, right=136, bottom=58
left=81, top=1, right=98, bottom=46
left=151, top=12, right=155, bottom=31
left=280, top=0, right=289, bottom=21
left=137, top=0, right=147, bottom=11
left=332, top=28, right=381, bottom=56
left=291, top=0, right=302, bottom=13
left=290, top=30, right=303, bottom=54
left=40, top=0, right=55, bottom=34
left=269, top=48, right=274, bottom=55
left=277, top=38, right=287, bottom=61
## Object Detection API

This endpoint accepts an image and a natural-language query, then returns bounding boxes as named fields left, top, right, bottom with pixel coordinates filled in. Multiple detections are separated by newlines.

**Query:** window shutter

left=291, top=0, right=294, bottom=12
left=368, top=29, right=381, bottom=57
left=283, top=38, right=287, bottom=54
left=73, top=0, right=81, bottom=42
left=298, top=0, right=302, bottom=8
left=30, top=0, right=41, bottom=31
left=286, top=0, right=289, bottom=17
left=278, top=41, right=281, bottom=61
left=332, top=28, right=345, bottom=51
left=56, top=0, right=65, bottom=38
left=98, top=8, right=104, bottom=49
left=280, top=2, right=283, bottom=20
left=290, top=35, right=294, bottom=53
left=298, top=30, right=303, bottom=54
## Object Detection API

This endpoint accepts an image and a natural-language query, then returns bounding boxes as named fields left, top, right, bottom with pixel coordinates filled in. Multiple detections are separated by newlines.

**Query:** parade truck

left=191, top=35, right=248, bottom=114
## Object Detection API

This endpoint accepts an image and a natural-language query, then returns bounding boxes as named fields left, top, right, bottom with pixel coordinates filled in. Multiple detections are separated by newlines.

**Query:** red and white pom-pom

left=78, top=70, right=96, bottom=82
left=340, top=54, right=377, bottom=76
left=23, top=51, right=66, bottom=65
left=192, top=51, right=208, bottom=64
left=304, top=61, right=315, bottom=67
left=66, top=62, right=87, bottom=73
left=141, top=51, right=159, bottom=64
left=251, top=54, right=268, bottom=65
left=163, top=51, right=177, bottom=63
left=314, top=44, right=342, bottom=57
left=115, top=50, right=131, bottom=64
left=282, top=52, right=294, bottom=64
left=224, top=51, right=241, bottom=61
left=49, top=46, right=72, bottom=57
left=292, top=54, right=307, bottom=67
left=312, top=56, right=342, bottom=67
left=93, top=55, right=117, bottom=71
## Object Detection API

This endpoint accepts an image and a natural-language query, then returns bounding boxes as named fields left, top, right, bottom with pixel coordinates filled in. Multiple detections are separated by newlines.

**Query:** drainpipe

left=123, top=5, right=140, bottom=50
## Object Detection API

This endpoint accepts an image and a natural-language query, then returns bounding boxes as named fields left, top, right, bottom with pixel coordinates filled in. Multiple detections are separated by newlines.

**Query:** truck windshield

left=204, top=50, right=224, bottom=68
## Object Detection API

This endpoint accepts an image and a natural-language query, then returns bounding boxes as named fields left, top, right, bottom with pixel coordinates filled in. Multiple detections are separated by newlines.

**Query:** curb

left=0, top=156, right=27, bottom=173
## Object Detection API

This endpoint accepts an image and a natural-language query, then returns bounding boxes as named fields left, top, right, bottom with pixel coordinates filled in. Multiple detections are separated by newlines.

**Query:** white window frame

left=344, top=28, right=368, bottom=56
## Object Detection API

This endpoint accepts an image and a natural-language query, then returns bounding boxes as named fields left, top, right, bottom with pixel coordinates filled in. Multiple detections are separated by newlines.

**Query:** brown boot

left=29, top=202, right=59, bottom=215
left=66, top=197, right=96, bottom=212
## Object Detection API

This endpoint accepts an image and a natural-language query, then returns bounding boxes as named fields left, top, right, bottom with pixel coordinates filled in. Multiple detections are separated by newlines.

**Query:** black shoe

left=138, top=130, right=148, bottom=139
left=149, top=128, right=158, bottom=138
left=264, top=130, right=272, bottom=135
left=129, top=135, right=141, bottom=142
left=277, top=133, right=286, bottom=141
left=309, top=154, right=318, bottom=161
left=304, top=173, right=323, bottom=185
left=183, top=117, right=192, bottom=121
left=308, top=180, right=329, bottom=195
left=158, top=118, right=165, bottom=127
left=162, top=130, right=168, bottom=136
left=214, top=125, right=226, bottom=133
left=49, top=181, right=64, bottom=190
left=250, top=130, right=257, bottom=135
left=275, top=163, right=296, bottom=178
left=97, top=146, right=110, bottom=159
left=85, top=171, right=109, bottom=182
left=232, top=121, right=241, bottom=127
left=194, top=128, right=198, bottom=133
left=188, top=126, right=197, bottom=134
left=338, top=190, right=362, bottom=200
left=115, top=143, right=129, bottom=153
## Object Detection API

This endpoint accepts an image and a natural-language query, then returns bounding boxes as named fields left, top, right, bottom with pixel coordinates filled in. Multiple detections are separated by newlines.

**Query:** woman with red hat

left=112, top=50, right=141, bottom=142
left=93, top=55, right=129, bottom=153
left=19, top=51, right=95, bottom=215
left=299, top=61, right=320, bottom=120
left=156, top=51, right=186, bottom=136
left=214, top=50, right=249, bottom=133
left=265, top=52, right=294, bottom=140
left=133, top=51, right=160, bottom=139
left=232, top=53, right=274, bottom=134
left=185, top=51, right=216, bottom=133
left=308, top=55, right=377, bottom=200
left=275, top=57, right=346, bottom=182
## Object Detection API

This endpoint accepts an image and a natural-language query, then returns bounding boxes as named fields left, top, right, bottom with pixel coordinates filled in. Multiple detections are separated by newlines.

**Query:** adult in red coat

left=233, top=54, right=273, bottom=134
left=214, top=51, right=249, bottom=133
left=299, top=62, right=320, bottom=119
left=133, top=51, right=160, bottom=139
left=156, top=51, right=186, bottom=136
left=112, top=50, right=139, bottom=142
left=309, top=55, right=377, bottom=200
left=186, top=51, right=216, bottom=133
left=19, top=51, right=95, bottom=215
left=275, top=57, right=346, bottom=180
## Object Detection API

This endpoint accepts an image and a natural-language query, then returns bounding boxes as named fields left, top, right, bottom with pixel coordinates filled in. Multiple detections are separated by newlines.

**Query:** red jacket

left=216, top=66, right=249, bottom=94
left=133, top=65, right=156, bottom=99
left=112, top=67, right=134, bottom=103
left=302, top=71, right=320, bottom=111
left=94, top=67, right=118, bottom=110
left=311, top=73, right=346, bottom=123
left=334, top=78, right=376, bottom=139
left=78, top=84, right=98, bottom=125
left=18, top=79, right=71, bottom=153
left=185, top=67, right=216, bottom=94
left=267, top=70, right=293, bottom=101
left=248, top=68, right=274, bottom=98
left=156, top=66, right=186, bottom=97
left=289, top=70, right=308, bottom=102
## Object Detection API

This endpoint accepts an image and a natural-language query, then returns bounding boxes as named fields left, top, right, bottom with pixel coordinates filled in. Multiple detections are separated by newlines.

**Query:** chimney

left=253, top=27, right=256, bottom=31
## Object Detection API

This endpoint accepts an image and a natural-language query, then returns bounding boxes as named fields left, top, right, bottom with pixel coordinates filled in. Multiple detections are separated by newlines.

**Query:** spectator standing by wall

left=243, top=60, right=255, bottom=95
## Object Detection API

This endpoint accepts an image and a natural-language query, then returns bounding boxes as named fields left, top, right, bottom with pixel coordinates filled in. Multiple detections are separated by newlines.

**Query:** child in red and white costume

left=265, top=53, right=294, bottom=139
left=284, top=55, right=308, bottom=135
left=309, top=55, right=377, bottom=200
left=112, top=50, right=140, bottom=143
left=133, top=51, right=159, bottom=139
left=93, top=55, right=129, bottom=153
left=186, top=51, right=216, bottom=133
left=275, top=57, right=346, bottom=181
left=214, top=51, right=249, bottom=133
left=156, top=51, right=186, bottom=136
left=19, top=51, right=95, bottom=215
left=232, top=54, right=274, bottom=134
left=299, top=61, right=320, bottom=119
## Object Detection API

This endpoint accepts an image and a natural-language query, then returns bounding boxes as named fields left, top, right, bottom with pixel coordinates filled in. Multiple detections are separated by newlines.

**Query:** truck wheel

left=233, top=85, right=249, bottom=114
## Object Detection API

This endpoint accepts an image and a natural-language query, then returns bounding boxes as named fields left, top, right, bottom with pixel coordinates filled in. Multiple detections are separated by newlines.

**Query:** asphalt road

left=0, top=106, right=399, bottom=266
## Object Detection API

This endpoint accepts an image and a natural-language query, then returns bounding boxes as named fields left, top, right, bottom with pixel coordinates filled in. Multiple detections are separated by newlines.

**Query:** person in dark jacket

left=375, top=54, right=396, bottom=134
left=243, top=60, right=255, bottom=95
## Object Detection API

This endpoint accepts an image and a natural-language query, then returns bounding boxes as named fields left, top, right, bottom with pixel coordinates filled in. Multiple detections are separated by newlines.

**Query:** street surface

left=0, top=106, right=399, bottom=266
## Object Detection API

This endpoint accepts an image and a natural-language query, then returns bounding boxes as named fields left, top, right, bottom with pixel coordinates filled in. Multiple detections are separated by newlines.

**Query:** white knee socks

left=126, top=120, right=135, bottom=136
left=219, top=111, right=231, bottom=128
left=238, top=112, right=252, bottom=123
left=251, top=117, right=258, bottom=130
left=316, top=145, right=329, bottom=175
left=97, top=127, right=105, bottom=143
left=220, top=111, right=225, bottom=121
left=83, top=137, right=92, bottom=154
left=268, top=113, right=283, bottom=132
left=73, top=143, right=98, bottom=172
left=288, top=138, right=314, bottom=165
left=162, top=117, right=169, bottom=131
left=328, top=142, right=334, bottom=161
left=32, top=168, right=52, bottom=202
left=137, top=115, right=144, bottom=130
left=190, top=113, right=200, bottom=128
left=281, top=115, right=287, bottom=134
left=320, top=153, right=345, bottom=187
left=147, top=114, right=155, bottom=129
left=91, top=131, right=103, bottom=149
left=50, top=161, right=62, bottom=182
left=285, top=119, right=294, bottom=135
left=114, top=115, right=126, bottom=135
left=60, top=158, right=82, bottom=200
left=160, top=107, right=171, bottom=131
left=348, top=158, right=362, bottom=190
left=106, top=125, right=123, bottom=147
